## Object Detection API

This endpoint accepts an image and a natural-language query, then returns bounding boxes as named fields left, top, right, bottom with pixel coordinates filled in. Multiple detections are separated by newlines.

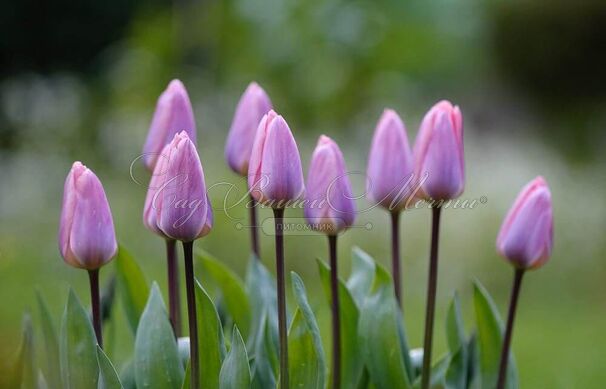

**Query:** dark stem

left=88, top=269, right=103, bottom=348
left=183, top=241, right=200, bottom=389
left=496, top=269, right=525, bottom=389
left=273, top=208, right=289, bottom=389
left=421, top=206, right=442, bottom=389
left=166, top=239, right=181, bottom=338
left=390, top=211, right=402, bottom=308
left=249, top=194, right=261, bottom=259
left=328, top=235, right=341, bottom=389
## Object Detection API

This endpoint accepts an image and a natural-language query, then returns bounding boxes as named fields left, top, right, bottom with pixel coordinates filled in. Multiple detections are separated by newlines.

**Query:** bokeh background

left=1, top=0, right=606, bottom=387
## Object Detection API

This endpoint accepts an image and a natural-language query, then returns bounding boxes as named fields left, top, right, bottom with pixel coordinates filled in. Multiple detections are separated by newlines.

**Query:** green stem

left=421, top=206, right=442, bottom=389
left=273, top=208, right=289, bottom=389
left=183, top=241, right=200, bottom=389
left=328, top=235, right=341, bottom=389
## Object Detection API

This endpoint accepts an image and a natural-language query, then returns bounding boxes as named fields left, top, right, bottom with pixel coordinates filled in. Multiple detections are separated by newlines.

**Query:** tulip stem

left=390, top=211, right=402, bottom=308
left=496, top=268, right=525, bottom=389
left=166, top=239, right=181, bottom=338
left=183, top=241, right=200, bottom=389
left=88, top=269, right=103, bottom=348
left=273, top=208, right=289, bottom=389
left=328, top=234, right=341, bottom=389
left=421, top=206, right=442, bottom=389
left=249, top=194, right=261, bottom=259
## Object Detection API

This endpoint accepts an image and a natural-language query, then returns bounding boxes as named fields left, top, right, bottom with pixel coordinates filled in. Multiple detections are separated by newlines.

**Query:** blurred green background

left=1, top=0, right=605, bottom=387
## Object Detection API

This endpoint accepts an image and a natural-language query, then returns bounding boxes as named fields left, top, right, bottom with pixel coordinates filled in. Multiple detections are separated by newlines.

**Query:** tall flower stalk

left=142, top=79, right=197, bottom=337
left=225, top=82, right=273, bottom=259
left=248, top=110, right=305, bottom=389
left=495, top=177, right=553, bottom=389
left=305, top=135, right=356, bottom=389
left=413, top=101, right=464, bottom=389
left=59, top=162, right=118, bottom=348
left=155, top=132, right=213, bottom=389
left=367, top=109, right=413, bottom=308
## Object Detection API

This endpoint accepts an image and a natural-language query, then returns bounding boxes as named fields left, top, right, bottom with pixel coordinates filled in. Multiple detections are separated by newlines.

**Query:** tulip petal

left=69, top=169, right=117, bottom=269
left=367, top=109, right=414, bottom=210
left=225, top=82, right=273, bottom=175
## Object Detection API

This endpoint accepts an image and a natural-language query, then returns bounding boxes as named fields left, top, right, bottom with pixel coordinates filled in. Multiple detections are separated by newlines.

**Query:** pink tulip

left=305, top=135, right=356, bottom=234
left=367, top=109, right=414, bottom=211
left=497, top=176, right=554, bottom=270
left=156, top=132, right=212, bottom=242
left=225, top=82, right=273, bottom=175
left=59, top=162, right=117, bottom=270
left=413, top=100, right=464, bottom=200
left=248, top=110, right=305, bottom=206
left=142, top=79, right=197, bottom=171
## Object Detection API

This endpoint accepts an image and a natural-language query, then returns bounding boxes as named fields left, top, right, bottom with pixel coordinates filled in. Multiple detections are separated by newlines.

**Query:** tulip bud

left=59, top=162, right=118, bottom=270
left=497, top=177, right=553, bottom=270
left=156, top=132, right=212, bottom=242
left=366, top=109, right=414, bottom=211
left=304, top=135, right=356, bottom=234
left=225, top=82, right=273, bottom=175
left=143, top=79, right=197, bottom=171
left=248, top=110, right=305, bottom=206
left=413, top=100, right=464, bottom=201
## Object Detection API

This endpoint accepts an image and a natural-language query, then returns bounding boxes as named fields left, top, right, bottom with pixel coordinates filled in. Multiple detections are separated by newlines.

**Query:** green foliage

left=134, top=283, right=183, bottom=389
left=359, top=261, right=413, bottom=389
left=116, top=245, right=150, bottom=334
left=288, top=272, right=327, bottom=389
left=196, top=250, right=252, bottom=339
left=193, top=280, right=226, bottom=389
left=98, top=346, right=124, bottom=389
left=219, top=327, right=251, bottom=389
left=317, top=258, right=365, bottom=388
left=36, top=292, right=61, bottom=389
left=60, top=289, right=99, bottom=389
left=473, top=281, right=518, bottom=389
left=20, top=246, right=521, bottom=389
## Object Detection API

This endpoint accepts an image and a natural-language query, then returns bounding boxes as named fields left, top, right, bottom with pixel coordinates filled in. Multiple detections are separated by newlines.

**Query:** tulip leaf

left=36, top=291, right=61, bottom=389
left=8, top=314, right=36, bottom=389
left=60, top=289, right=99, bottom=389
left=97, top=346, right=124, bottom=389
left=245, top=256, right=279, bottom=388
left=118, top=359, right=136, bottom=389
left=245, top=255, right=278, bottom=345
left=358, top=263, right=412, bottom=389
left=194, top=279, right=227, bottom=389
left=444, top=293, right=468, bottom=388
left=196, top=250, right=252, bottom=338
left=220, top=326, right=251, bottom=389
left=251, top=312, right=278, bottom=389
left=412, top=353, right=450, bottom=389
left=473, top=281, right=518, bottom=389
left=288, top=272, right=327, bottom=389
left=346, top=247, right=376, bottom=308
left=116, top=245, right=149, bottom=334
left=134, top=283, right=183, bottom=389
left=445, top=346, right=466, bottom=389
left=317, top=258, right=365, bottom=388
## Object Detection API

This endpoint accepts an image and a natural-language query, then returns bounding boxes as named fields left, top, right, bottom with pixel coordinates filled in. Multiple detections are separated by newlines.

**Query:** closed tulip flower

left=143, top=79, right=197, bottom=171
left=225, top=82, right=273, bottom=175
left=305, top=135, right=356, bottom=234
left=59, top=161, right=117, bottom=348
left=495, top=177, right=554, bottom=389
left=367, top=109, right=414, bottom=211
left=155, top=131, right=212, bottom=242
left=497, top=176, right=554, bottom=270
left=413, top=100, right=464, bottom=201
left=248, top=110, right=305, bottom=206
left=59, top=162, right=117, bottom=270
left=248, top=109, right=304, bottom=389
